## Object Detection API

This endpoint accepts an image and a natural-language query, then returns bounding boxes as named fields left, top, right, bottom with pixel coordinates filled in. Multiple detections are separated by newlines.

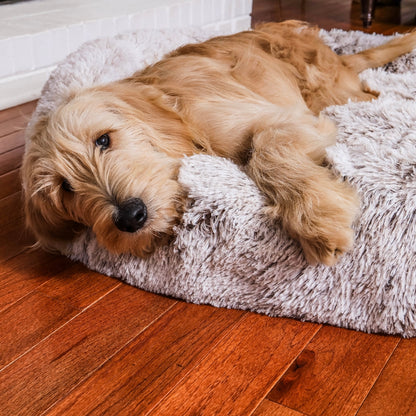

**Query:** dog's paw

left=268, top=179, right=359, bottom=266
left=299, top=225, right=355, bottom=266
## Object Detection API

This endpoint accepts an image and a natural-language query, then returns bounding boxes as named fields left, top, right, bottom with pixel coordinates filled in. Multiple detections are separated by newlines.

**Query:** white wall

left=0, top=0, right=253, bottom=109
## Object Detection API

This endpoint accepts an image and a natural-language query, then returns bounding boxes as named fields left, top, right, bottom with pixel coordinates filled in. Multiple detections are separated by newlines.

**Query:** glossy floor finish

left=1, top=2, right=416, bottom=415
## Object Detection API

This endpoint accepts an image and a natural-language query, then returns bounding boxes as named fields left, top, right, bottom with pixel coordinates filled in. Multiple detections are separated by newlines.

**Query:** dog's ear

left=24, top=194, right=85, bottom=254
left=23, top=116, right=85, bottom=254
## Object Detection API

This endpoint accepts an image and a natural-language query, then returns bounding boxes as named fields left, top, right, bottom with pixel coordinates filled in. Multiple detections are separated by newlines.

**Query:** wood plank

left=0, top=220, right=34, bottom=262
left=0, top=169, right=21, bottom=199
left=0, top=249, right=77, bottom=313
left=0, top=145, right=24, bottom=176
left=44, top=303, right=245, bottom=416
left=253, top=399, right=306, bottom=416
left=0, top=101, right=36, bottom=124
left=0, top=191, right=33, bottom=262
left=37, top=262, right=120, bottom=310
left=148, top=315, right=320, bottom=416
left=267, top=326, right=400, bottom=416
left=0, top=259, right=118, bottom=370
left=357, top=339, right=416, bottom=416
left=0, top=285, right=175, bottom=416
left=0, top=192, right=23, bottom=226
left=0, top=290, right=78, bottom=370
left=0, top=117, right=27, bottom=138
left=0, top=130, right=25, bottom=155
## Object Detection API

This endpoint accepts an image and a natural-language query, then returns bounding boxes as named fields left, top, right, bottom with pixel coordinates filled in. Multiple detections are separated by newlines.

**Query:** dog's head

left=22, top=83, right=197, bottom=257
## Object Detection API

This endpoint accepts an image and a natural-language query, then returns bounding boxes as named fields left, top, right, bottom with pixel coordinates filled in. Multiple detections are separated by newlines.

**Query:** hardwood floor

left=252, top=0, right=416, bottom=34
left=1, top=1, right=415, bottom=415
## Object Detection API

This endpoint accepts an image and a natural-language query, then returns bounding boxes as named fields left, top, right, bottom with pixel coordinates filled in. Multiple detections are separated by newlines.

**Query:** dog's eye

left=61, top=179, right=74, bottom=193
left=95, top=133, right=110, bottom=150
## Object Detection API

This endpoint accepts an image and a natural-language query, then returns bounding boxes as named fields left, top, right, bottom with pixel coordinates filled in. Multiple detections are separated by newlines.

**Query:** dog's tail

left=341, top=30, right=416, bottom=73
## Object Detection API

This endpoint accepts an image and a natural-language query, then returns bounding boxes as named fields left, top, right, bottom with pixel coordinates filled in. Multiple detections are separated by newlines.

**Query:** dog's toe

left=299, top=225, right=354, bottom=266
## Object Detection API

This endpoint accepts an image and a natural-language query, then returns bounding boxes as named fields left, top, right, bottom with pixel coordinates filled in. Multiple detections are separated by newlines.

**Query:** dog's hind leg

left=246, top=114, right=359, bottom=265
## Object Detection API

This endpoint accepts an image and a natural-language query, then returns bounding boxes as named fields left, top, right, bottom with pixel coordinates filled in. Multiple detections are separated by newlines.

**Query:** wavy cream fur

left=22, top=21, right=416, bottom=264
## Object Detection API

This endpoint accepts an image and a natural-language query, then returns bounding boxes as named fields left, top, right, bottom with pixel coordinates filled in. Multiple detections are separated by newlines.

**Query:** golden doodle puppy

left=22, top=21, right=416, bottom=265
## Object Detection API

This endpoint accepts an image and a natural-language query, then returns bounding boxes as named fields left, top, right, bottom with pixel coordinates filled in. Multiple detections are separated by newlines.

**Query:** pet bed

left=29, top=26, right=416, bottom=337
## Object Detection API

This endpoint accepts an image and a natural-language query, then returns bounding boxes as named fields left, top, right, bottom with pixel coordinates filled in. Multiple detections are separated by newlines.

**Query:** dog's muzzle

left=114, top=198, right=147, bottom=233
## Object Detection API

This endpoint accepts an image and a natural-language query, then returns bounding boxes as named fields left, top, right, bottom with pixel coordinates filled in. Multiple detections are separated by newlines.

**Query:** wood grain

left=0, top=130, right=25, bottom=154
left=149, top=315, right=320, bottom=416
left=0, top=249, right=70, bottom=312
left=0, top=259, right=119, bottom=370
left=0, top=285, right=175, bottom=416
left=0, top=101, right=36, bottom=124
left=357, top=339, right=416, bottom=416
left=0, top=169, right=21, bottom=199
left=0, top=192, right=23, bottom=226
left=37, top=263, right=119, bottom=310
left=0, top=146, right=24, bottom=175
left=0, top=221, right=34, bottom=262
left=0, top=191, right=34, bottom=261
left=267, top=326, right=399, bottom=416
left=253, top=399, right=306, bottom=416
left=0, top=117, right=27, bottom=139
left=0, top=290, right=78, bottom=369
left=0, top=261, right=119, bottom=371
left=45, top=303, right=245, bottom=415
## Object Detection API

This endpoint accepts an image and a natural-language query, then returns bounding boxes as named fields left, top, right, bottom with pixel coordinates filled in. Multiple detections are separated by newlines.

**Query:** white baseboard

left=0, top=67, right=55, bottom=110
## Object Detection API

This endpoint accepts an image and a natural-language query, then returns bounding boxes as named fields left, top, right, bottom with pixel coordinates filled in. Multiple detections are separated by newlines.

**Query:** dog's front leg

left=246, top=122, right=359, bottom=266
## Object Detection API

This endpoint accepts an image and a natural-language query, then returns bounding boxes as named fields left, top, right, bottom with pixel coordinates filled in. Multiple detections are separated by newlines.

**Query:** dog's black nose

left=114, top=198, right=147, bottom=233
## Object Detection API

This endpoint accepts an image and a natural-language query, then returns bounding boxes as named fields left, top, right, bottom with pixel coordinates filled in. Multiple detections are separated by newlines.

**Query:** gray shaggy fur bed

left=30, top=27, right=416, bottom=337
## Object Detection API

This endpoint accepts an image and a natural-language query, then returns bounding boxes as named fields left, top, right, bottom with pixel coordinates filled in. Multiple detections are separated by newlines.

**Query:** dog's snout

left=114, top=198, right=147, bottom=233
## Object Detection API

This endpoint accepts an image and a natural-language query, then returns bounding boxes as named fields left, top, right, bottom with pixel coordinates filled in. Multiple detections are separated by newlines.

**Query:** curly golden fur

left=22, top=21, right=416, bottom=265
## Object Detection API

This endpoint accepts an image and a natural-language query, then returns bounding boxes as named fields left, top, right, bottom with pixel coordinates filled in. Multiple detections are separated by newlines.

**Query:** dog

left=22, top=21, right=416, bottom=265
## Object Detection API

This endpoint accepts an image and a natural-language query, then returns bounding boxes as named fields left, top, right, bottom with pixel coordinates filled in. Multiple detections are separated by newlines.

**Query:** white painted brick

left=0, top=21, right=18, bottom=41
left=114, top=15, right=131, bottom=34
left=232, top=15, right=251, bottom=32
left=212, top=0, right=222, bottom=22
left=84, top=19, right=102, bottom=41
left=50, top=27, right=69, bottom=63
left=202, top=0, right=214, bottom=24
left=0, top=39, right=14, bottom=77
left=244, top=0, right=253, bottom=15
left=202, top=22, right=216, bottom=32
left=32, top=31, right=54, bottom=69
left=154, top=6, right=170, bottom=28
left=190, top=0, right=204, bottom=26
left=98, top=17, right=117, bottom=39
left=130, top=9, right=157, bottom=30
left=46, top=10, right=92, bottom=28
left=169, top=3, right=182, bottom=27
left=222, top=0, right=235, bottom=21
left=180, top=1, right=192, bottom=27
left=234, top=0, right=245, bottom=16
left=217, top=20, right=234, bottom=35
left=11, top=35, right=34, bottom=74
left=143, top=9, right=156, bottom=29
left=67, top=23, right=85, bottom=53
